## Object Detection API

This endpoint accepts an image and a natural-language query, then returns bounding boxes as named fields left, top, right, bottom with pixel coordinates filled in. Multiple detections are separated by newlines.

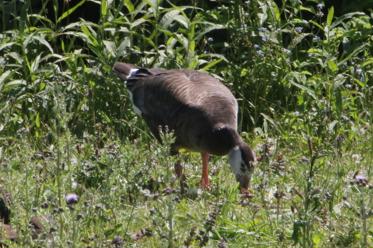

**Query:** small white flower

left=351, top=154, right=362, bottom=164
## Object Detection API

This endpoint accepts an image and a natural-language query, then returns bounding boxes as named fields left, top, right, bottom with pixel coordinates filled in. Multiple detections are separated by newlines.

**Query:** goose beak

left=228, top=143, right=256, bottom=195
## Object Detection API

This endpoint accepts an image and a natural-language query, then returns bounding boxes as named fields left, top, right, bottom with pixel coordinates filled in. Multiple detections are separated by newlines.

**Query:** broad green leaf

left=101, top=0, right=108, bottom=17
left=188, top=39, right=195, bottom=53
left=130, top=18, right=148, bottom=29
left=6, top=52, right=23, bottom=64
left=166, top=36, right=177, bottom=53
left=33, top=35, right=54, bottom=54
left=269, top=1, right=281, bottom=23
left=201, top=58, right=223, bottom=71
left=300, top=6, right=315, bottom=14
left=35, top=113, right=41, bottom=128
left=134, top=0, right=148, bottom=15
left=144, top=37, right=156, bottom=49
left=81, top=25, right=98, bottom=46
left=257, top=1, right=268, bottom=25
left=116, top=38, right=131, bottom=55
left=312, top=233, right=323, bottom=248
left=362, top=58, right=373, bottom=67
left=188, top=22, right=195, bottom=53
left=0, top=71, right=11, bottom=91
left=309, top=20, right=324, bottom=31
left=173, top=15, right=189, bottom=29
left=260, top=113, right=280, bottom=131
left=31, top=54, right=42, bottom=73
left=57, top=0, right=87, bottom=24
left=103, top=40, right=115, bottom=57
left=160, top=10, right=181, bottom=28
left=286, top=73, right=317, bottom=99
left=353, top=78, right=366, bottom=88
left=3, top=80, right=27, bottom=92
left=0, top=42, right=16, bottom=51
left=331, top=11, right=365, bottom=29
left=327, top=60, right=338, bottom=72
left=338, top=43, right=368, bottom=66
left=198, top=53, right=227, bottom=61
left=123, top=0, right=134, bottom=12
left=28, top=14, right=54, bottom=26
left=327, top=6, right=334, bottom=27
left=195, top=23, right=224, bottom=42
left=61, top=21, right=85, bottom=31
left=174, top=33, right=188, bottom=51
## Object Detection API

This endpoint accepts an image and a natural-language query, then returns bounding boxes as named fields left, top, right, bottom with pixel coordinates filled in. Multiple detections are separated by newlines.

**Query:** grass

left=0, top=0, right=372, bottom=247
left=0, top=124, right=371, bottom=247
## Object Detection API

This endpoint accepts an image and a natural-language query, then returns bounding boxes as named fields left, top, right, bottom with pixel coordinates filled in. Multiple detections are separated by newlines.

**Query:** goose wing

left=113, top=63, right=238, bottom=150
left=129, top=70, right=237, bottom=127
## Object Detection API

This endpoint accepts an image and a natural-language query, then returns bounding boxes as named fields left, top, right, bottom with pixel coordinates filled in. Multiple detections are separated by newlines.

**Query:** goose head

left=228, top=141, right=256, bottom=192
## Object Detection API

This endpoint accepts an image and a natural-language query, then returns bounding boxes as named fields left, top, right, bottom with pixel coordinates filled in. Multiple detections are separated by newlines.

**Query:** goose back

left=114, top=63, right=239, bottom=155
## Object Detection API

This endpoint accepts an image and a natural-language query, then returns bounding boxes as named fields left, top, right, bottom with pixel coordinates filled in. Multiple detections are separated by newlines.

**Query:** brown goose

left=113, top=62, right=256, bottom=193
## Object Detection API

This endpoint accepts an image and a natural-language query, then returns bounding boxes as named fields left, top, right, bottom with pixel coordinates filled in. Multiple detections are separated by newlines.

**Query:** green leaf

left=31, top=54, right=42, bottom=73
left=312, top=233, right=323, bottom=248
left=327, top=6, right=334, bottom=27
left=0, top=42, right=16, bottom=51
left=81, top=25, right=98, bottom=46
left=270, top=1, right=281, bottom=23
left=35, top=113, right=41, bottom=128
left=103, top=40, right=115, bottom=57
left=101, top=0, right=107, bottom=18
left=130, top=18, right=148, bottom=29
left=33, top=35, right=54, bottom=54
left=286, top=72, right=317, bottom=99
left=327, top=60, right=338, bottom=72
left=28, top=14, right=54, bottom=26
left=7, top=52, right=23, bottom=64
left=201, top=58, right=223, bottom=71
left=195, top=23, right=224, bottom=42
left=257, top=1, right=268, bottom=25
left=0, top=71, right=12, bottom=88
left=174, top=33, right=188, bottom=51
left=160, top=9, right=187, bottom=28
left=3, top=80, right=27, bottom=92
left=300, top=6, right=315, bottom=14
left=338, top=43, right=368, bottom=66
left=123, top=0, right=134, bottom=12
left=260, top=113, right=280, bottom=132
left=362, top=58, right=373, bottom=67
left=309, top=20, right=324, bottom=31
left=331, top=11, right=365, bottom=29
left=57, top=0, right=86, bottom=24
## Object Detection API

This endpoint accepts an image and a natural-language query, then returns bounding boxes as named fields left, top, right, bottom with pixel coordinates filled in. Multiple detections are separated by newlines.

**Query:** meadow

left=0, top=0, right=372, bottom=247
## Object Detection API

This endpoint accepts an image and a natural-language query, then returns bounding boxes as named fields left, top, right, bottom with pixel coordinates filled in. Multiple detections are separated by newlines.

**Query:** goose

left=113, top=62, right=256, bottom=193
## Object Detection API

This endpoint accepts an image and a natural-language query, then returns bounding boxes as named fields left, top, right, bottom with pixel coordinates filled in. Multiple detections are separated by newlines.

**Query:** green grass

left=0, top=0, right=372, bottom=247
left=0, top=126, right=371, bottom=247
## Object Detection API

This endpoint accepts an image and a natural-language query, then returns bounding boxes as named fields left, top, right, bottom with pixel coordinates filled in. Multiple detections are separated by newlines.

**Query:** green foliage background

left=0, top=0, right=372, bottom=247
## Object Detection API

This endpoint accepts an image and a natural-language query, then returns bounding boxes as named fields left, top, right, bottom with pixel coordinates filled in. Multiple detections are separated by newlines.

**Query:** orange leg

left=200, top=152, right=210, bottom=189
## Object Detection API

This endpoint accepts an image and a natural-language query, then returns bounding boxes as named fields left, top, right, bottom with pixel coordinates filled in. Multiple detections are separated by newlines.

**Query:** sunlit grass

left=0, top=0, right=372, bottom=247
left=0, top=127, right=371, bottom=247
